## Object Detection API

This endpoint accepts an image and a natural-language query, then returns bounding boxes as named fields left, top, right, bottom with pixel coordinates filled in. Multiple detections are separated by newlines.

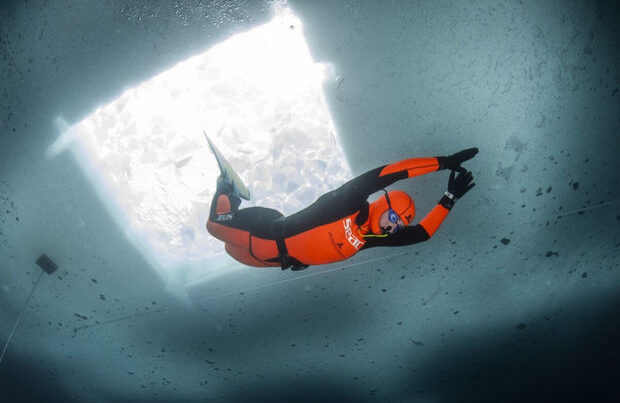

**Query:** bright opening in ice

left=53, top=7, right=351, bottom=284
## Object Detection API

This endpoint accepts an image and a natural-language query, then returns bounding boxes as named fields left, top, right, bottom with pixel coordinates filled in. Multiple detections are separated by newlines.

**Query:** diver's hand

left=448, top=170, right=475, bottom=199
left=437, top=148, right=479, bottom=173
left=439, top=170, right=475, bottom=210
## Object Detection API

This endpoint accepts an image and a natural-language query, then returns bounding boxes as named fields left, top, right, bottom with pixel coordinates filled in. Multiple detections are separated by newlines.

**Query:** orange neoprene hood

left=368, top=190, right=416, bottom=234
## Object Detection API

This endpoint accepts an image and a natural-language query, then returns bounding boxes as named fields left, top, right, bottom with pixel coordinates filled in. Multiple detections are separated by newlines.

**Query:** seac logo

left=215, top=213, right=234, bottom=222
left=343, top=218, right=363, bottom=250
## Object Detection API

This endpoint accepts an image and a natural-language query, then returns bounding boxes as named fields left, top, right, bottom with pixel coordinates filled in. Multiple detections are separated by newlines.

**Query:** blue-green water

left=1, top=1, right=619, bottom=402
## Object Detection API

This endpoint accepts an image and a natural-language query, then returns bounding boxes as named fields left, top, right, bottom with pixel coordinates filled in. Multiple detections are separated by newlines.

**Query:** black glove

left=437, top=148, right=479, bottom=173
left=440, top=170, right=475, bottom=209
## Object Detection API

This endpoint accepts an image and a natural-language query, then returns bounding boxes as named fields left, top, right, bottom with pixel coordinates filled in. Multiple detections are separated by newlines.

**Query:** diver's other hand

left=437, top=148, right=479, bottom=173
left=439, top=170, right=475, bottom=210
left=448, top=170, right=475, bottom=199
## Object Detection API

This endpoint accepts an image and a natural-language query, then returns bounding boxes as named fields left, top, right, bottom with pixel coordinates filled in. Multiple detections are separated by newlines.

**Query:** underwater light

left=48, top=7, right=350, bottom=280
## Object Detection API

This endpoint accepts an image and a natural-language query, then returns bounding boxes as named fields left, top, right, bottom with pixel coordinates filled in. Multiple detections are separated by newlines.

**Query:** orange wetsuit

left=206, top=157, right=453, bottom=270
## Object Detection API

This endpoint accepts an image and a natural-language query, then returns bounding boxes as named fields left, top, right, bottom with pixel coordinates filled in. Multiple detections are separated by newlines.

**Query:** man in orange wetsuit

left=207, top=148, right=478, bottom=270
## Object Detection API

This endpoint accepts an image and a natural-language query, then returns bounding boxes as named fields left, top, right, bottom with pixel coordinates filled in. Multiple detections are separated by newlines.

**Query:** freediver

left=206, top=148, right=478, bottom=270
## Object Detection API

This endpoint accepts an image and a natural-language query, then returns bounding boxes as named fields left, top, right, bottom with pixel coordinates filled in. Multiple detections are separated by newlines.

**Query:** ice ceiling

left=0, top=1, right=618, bottom=402
left=48, top=8, right=350, bottom=278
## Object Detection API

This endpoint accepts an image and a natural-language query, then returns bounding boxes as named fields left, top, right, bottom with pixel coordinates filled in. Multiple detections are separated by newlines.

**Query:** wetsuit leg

left=206, top=181, right=282, bottom=266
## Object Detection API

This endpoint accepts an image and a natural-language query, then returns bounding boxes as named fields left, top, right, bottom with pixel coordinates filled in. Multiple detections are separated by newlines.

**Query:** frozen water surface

left=0, top=1, right=619, bottom=402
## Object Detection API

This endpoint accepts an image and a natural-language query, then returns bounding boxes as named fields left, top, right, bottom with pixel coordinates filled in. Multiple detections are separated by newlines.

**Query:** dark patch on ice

left=572, top=181, right=580, bottom=190
left=582, top=272, right=588, bottom=278
left=501, top=238, right=510, bottom=245
left=546, top=251, right=559, bottom=257
left=505, top=136, right=527, bottom=160
left=496, top=164, right=513, bottom=181
left=99, top=294, right=106, bottom=301
left=74, top=313, right=88, bottom=320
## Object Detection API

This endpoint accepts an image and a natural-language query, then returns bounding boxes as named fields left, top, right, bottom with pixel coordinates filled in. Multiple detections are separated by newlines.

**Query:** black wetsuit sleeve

left=338, top=166, right=408, bottom=205
left=341, top=157, right=441, bottom=205
left=360, top=224, right=430, bottom=249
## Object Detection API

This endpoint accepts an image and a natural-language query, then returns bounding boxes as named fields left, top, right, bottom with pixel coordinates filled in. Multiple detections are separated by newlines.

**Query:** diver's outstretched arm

left=341, top=148, right=478, bottom=204
left=419, top=170, right=475, bottom=236
left=280, top=157, right=442, bottom=237
left=340, top=157, right=440, bottom=206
